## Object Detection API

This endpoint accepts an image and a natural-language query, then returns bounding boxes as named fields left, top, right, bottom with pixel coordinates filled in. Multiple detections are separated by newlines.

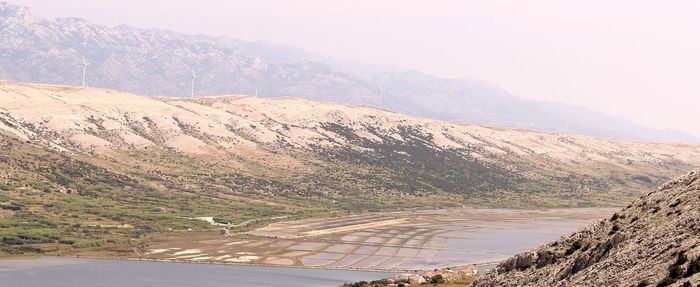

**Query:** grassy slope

left=0, top=133, right=312, bottom=256
left=0, top=130, right=461, bottom=256
left=0, top=118, right=693, bottom=256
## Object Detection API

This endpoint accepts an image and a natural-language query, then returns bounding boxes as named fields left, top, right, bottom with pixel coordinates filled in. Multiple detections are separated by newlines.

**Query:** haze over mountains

left=2, top=2, right=699, bottom=284
left=0, top=2, right=695, bottom=143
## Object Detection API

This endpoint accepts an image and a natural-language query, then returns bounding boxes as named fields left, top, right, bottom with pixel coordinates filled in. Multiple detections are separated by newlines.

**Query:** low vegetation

left=1, top=84, right=697, bottom=257
left=654, top=251, right=700, bottom=287
left=340, top=275, right=477, bottom=287
left=0, top=134, right=315, bottom=256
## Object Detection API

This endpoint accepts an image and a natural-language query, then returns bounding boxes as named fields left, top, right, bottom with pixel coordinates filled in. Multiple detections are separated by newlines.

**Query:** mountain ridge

left=0, top=2, right=696, bottom=143
left=1, top=80, right=699, bottom=206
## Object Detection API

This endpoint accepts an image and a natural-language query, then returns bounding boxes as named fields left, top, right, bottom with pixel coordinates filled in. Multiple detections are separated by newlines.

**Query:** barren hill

left=472, top=170, right=700, bottom=287
left=0, top=2, right=696, bottom=142
left=1, top=80, right=700, bottom=255
left=1, top=81, right=700, bottom=207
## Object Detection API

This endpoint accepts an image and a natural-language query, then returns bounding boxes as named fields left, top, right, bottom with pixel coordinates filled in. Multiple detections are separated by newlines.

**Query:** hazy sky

left=11, top=0, right=700, bottom=137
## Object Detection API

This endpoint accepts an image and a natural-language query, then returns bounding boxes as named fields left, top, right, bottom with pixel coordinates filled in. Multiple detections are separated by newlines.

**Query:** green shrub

left=1, top=245, right=44, bottom=255
left=213, top=217, right=230, bottom=224
left=675, top=251, right=688, bottom=266
left=0, top=203, right=23, bottom=211
left=670, top=265, right=684, bottom=279
left=58, top=238, right=76, bottom=245
left=656, top=277, right=675, bottom=287
left=72, top=239, right=107, bottom=248
left=2, top=236, right=25, bottom=245
left=609, top=223, right=621, bottom=235
left=685, top=257, right=700, bottom=277
left=430, top=274, right=445, bottom=284
left=580, top=242, right=591, bottom=252
left=610, top=213, right=619, bottom=221
left=657, top=253, right=692, bottom=287
left=2, top=233, right=56, bottom=245
left=566, top=240, right=585, bottom=255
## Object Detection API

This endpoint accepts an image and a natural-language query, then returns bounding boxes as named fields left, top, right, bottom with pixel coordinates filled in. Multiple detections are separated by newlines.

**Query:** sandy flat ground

left=143, top=208, right=616, bottom=271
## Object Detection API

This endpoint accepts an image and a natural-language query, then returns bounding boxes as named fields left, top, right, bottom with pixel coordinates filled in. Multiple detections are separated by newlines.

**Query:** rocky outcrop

left=472, top=171, right=700, bottom=287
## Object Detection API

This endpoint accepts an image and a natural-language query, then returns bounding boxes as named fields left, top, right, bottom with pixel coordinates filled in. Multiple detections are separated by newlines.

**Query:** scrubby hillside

left=0, top=82, right=700, bottom=206
left=0, top=81, right=700, bottom=256
left=1, top=81, right=699, bottom=207
left=472, top=171, right=700, bottom=287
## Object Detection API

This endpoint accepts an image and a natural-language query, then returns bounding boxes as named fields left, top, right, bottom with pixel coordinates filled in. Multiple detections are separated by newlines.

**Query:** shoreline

left=2, top=207, right=615, bottom=273
left=1, top=207, right=616, bottom=274
left=0, top=254, right=500, bottom=274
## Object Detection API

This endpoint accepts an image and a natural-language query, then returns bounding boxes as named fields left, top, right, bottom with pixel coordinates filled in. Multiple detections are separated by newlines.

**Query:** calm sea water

left=0, top=257, right=392, bottom=287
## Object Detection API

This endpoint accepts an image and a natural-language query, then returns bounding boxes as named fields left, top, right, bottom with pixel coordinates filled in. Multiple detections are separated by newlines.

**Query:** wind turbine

left=80, top=56, right=89, bottom=88
left=190, top=69, right=196, bottom=98
left=378, top=74, right=389, bottom=100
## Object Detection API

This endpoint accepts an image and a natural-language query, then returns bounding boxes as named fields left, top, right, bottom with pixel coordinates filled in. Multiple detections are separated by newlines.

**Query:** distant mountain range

left=0, top=2, right=695, bottom=143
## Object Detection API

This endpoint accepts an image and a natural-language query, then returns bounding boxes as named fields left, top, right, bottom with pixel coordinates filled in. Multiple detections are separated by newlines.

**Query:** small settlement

left=344, top=265, right=478, bottom=287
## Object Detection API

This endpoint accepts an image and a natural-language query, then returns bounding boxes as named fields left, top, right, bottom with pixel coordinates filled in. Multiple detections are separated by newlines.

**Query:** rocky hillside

left=0, top=2, right=695, bottom=143
left=472, top=171, right=700, bottom=287
left=1, top=80, right=700, bottom=256
left=1, top=80, right=700, bottom=208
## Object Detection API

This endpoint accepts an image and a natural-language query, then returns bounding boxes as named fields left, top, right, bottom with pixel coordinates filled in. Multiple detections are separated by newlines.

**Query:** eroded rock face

left=536, top=251, right=557, bottom=268
left=472, top=171, right=700, bottom=287
left=500, top=252, right=536, bottom=272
